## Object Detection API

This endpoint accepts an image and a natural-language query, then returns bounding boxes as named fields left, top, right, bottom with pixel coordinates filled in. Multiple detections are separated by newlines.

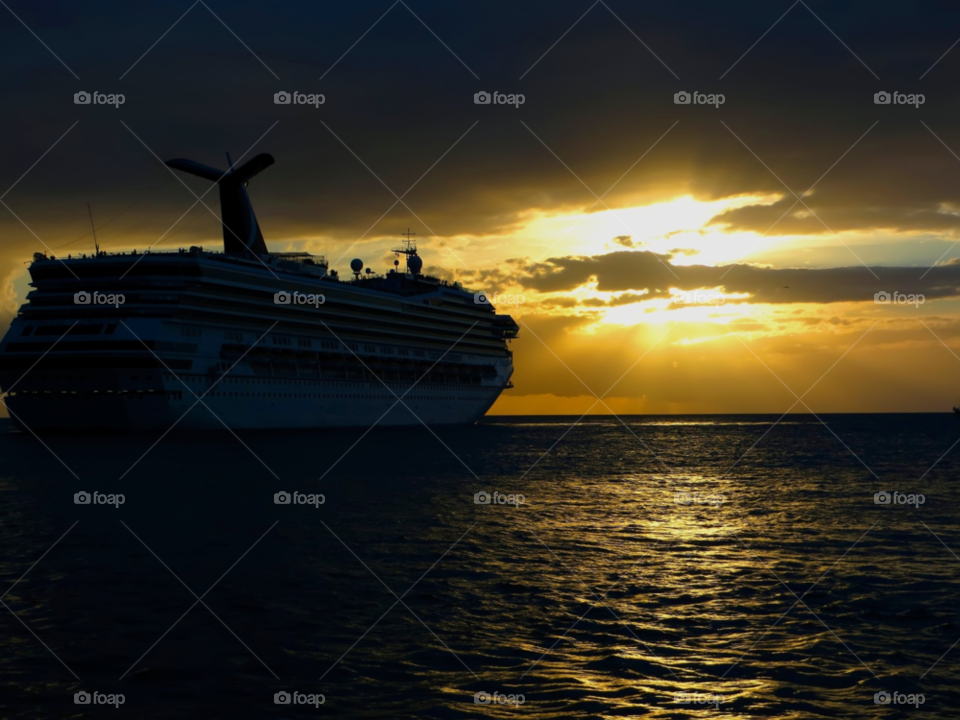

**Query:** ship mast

left=393, top=228, right=419, bottom=273
left=87, top=202, right=99, bottom=256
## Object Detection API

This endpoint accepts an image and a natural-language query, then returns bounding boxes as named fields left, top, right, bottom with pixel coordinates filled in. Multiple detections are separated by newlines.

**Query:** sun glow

left=599, top=298, right=751, bottom=327
left=512, top=192, right=783, bottom=266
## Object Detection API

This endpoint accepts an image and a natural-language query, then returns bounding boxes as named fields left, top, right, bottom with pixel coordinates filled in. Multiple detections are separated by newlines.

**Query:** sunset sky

left=3, top=1, right=960, bottom=414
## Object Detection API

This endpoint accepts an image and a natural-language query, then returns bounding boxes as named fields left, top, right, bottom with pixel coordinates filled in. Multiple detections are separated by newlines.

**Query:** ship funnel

left=166, top=153, right=275, bottom=256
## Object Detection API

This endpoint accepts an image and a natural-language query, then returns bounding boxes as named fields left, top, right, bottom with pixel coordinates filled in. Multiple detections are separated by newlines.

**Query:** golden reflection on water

left=461, top=458, right=900, bottom=719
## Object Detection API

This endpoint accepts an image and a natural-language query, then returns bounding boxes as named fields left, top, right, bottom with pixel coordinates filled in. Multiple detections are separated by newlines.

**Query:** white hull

left=170, top=375, right=503, bottom=429
left=6, top=375, right=505, bottom=432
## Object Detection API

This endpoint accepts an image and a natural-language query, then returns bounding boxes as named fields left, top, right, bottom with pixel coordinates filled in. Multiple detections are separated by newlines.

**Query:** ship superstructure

left=0, top=153, right=517, bottom=432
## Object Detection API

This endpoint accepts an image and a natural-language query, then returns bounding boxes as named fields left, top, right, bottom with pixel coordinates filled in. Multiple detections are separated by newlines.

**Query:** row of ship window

left=216, top=329, right=454, bottom=359
left=10, top=390, right=488, bottom=400
left=20, top=324, right=460, bottom=363
left=204, top=392, right=479, bottom=400
left=21, top=324, right=117, bottom=336
left=164, top=376, right=486, bottom=388
left=267, top=336, right=429, bottom=357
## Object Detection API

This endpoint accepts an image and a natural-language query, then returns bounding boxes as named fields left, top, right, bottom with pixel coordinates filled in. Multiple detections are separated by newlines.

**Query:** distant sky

left=3, top=1, right=960, bottom=414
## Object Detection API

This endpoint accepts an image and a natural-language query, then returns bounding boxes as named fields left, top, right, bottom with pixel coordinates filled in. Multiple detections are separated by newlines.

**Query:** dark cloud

left=522, top=249, right=959, bottom=304
left=2, top=0, right=960, bottom=265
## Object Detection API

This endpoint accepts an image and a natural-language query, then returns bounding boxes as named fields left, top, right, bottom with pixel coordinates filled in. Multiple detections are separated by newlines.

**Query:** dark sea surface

left=0, top=413, right=959, bottom=719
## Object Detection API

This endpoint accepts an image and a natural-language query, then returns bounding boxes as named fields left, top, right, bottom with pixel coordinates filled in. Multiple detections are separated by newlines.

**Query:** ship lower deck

left=4, top=372, right=505, bottom=432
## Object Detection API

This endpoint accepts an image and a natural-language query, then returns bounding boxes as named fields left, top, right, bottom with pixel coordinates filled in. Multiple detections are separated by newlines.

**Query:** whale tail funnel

left=166, top=153, right=275, bottom=256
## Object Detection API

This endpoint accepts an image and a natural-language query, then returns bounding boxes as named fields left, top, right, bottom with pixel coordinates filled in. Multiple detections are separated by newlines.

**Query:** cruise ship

left=0, top=153, right=518, bottom=432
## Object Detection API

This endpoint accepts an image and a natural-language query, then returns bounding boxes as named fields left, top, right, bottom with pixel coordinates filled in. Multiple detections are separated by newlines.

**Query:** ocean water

left=0, top=413, right=958, bottom=718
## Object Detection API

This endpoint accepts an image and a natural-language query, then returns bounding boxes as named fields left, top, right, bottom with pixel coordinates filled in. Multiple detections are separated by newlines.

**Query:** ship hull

left=4, top=373, right=504, bottom=432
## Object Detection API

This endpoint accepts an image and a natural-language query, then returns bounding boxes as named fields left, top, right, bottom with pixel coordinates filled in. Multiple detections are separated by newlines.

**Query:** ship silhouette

left=0, top=154, right=517, bottom=432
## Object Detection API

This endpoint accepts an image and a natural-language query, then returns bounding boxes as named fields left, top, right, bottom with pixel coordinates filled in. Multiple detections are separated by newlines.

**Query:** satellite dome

left=408, top=255, right=423, bottom=274
left=350, top=258, right=363, bottom=273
